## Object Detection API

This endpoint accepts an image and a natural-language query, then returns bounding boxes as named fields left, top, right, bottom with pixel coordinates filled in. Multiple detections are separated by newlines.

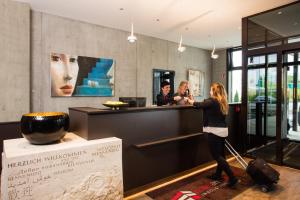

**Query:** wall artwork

left=50, top=53, right=114, bottom=97
left=188, top=69, right=204, bottom=96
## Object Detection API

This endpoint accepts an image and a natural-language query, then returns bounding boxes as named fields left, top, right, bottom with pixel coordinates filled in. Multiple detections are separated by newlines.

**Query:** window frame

left=227, top=46, right=242, bottom=103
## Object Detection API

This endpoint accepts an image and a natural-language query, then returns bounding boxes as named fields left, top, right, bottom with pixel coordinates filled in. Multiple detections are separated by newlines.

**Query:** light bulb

left=127, top=23, right=137, bottom=43
left=127, top=35, right=137, bottom=43
left=178, top=46, right=186, bottom=52
left=211, top=54, right=219, bottom=59
left=178, top=35, right=186, bottom=52
left=211, top=44, right=219, bottom=59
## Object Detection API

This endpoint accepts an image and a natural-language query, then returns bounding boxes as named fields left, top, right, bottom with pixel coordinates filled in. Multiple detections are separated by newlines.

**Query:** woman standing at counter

left=188, top=82, right=238, bottom=187
left=174, top=81, right=194, bottom=105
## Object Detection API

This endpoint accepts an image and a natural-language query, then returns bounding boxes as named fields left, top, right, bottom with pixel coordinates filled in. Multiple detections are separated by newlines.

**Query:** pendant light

left=178, top=35, right=186, bottom=52
left=127, top=23, right=137, bottom=43
left=211, top=44, right=219, bottom=59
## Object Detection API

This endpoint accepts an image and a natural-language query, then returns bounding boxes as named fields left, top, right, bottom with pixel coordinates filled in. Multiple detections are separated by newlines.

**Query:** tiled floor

left=125, top=158, right=300, bottom=200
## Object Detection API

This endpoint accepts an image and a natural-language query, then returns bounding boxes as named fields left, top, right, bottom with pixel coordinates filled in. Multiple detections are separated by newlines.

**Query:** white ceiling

left=16, top=0, right=296, bottom=50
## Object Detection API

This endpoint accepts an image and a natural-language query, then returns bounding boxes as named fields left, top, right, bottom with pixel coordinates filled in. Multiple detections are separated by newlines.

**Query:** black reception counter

left=69, top=105, right=212, bottom=194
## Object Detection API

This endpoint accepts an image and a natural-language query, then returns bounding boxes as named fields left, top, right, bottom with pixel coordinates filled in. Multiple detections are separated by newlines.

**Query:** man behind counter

left=156, top=81, right=176, bottom=106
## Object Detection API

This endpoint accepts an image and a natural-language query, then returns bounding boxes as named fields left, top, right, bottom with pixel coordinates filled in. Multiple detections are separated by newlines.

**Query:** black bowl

left=21, top=112, right=69, bottom=145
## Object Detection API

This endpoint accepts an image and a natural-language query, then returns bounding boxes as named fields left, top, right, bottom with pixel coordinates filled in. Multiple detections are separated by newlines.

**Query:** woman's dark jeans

left=207, top=133, right=235, bottom=181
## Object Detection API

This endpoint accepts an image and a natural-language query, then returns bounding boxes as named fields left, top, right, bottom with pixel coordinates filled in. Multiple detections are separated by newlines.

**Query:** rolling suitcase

left=225, top=140, right=280, bottom=192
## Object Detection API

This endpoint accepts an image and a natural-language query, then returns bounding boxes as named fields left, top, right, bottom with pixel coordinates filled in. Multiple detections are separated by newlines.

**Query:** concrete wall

left=0, top=0, right=30, bottom=122
left=212, top=49, right=227, bottom=88
left=31, top=11, right=212, bottom=113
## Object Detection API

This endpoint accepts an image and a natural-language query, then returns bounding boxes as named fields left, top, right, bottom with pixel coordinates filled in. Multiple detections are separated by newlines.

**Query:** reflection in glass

left=248, top=55, right=266, bottom=66
left=284, top=53, right=295, bottom=63
left=288, top=36, right=300, bottom=44
left=286, top=66, right=294, bottom=132
left=247, top=21, right=266, bottom=45
left=247, top=68, right=265, bottom=135
left=245, top=1, right=300, bottom=169
left=267, top=41, right=282, bottom=47
left=247, top=58, right=278, bottom=163
left=248, top=2, right=300, bottom=47
left=268, top=54, right=277, bottom=64
left=247, top=54, right=277, bottom=161
left=266, top=67, right=277, bottom=137
left=283, top=63, right=300, bottom=169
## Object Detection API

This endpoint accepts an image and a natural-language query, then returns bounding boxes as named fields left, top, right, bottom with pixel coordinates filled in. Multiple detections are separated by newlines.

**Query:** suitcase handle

left=225, top=139, right=248, bottom=169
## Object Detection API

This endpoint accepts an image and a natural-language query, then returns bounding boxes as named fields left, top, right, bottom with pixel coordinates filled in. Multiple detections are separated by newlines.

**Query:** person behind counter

left=188, top=82, right=238, bottom=187
left=156, top=81, right=176, bottom=106
left=174, top=81, right=194, bottom=105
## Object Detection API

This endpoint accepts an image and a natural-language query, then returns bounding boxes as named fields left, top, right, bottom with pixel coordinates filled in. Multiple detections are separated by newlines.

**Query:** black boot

left=227, top=177, right=239, bottom=188
left=206, top=173, right=224, bottom=181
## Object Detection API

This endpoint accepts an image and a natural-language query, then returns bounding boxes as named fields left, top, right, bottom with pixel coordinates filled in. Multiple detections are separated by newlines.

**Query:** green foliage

left=258, top=76, right=264, bottom=87
left=234, top=90, right=240, bottom=102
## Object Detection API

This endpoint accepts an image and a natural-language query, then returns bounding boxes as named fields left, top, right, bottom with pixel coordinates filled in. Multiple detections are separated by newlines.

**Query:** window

left=227, top=47, right=242, bottom=103
left=288, top=36, right=300, bottom=44
left=268, top=54, right=277, bottom=64
left=248, top=55, right=265, bottom=66
left=228, top=70, right=242, bottom=102
left=232, top=50, right=242, bottom=67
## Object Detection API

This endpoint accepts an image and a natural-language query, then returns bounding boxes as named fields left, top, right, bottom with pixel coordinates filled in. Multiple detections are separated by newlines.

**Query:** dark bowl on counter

left=21, top=112, right=69, bottom=145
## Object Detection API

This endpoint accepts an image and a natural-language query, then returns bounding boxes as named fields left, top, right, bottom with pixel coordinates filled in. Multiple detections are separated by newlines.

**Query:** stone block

left=1, top=133, right=123, bottom=200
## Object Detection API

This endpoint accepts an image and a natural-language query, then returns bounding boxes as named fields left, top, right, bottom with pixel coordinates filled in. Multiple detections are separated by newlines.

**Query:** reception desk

left=69, top=106, right=212, bottom=193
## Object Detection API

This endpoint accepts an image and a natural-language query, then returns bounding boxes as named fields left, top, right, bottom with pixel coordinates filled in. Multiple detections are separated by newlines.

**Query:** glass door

left=282, top=51, right=300, bottom=169
left=246, top=54, right=277, bottom=163
left=247, top=68, right=265, bottom=145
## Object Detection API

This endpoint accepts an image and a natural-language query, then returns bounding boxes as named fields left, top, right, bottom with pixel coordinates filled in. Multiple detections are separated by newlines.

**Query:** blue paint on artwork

left=75, top=58, right=114, bottom=96
left=82, top=78, right=110, bottom=86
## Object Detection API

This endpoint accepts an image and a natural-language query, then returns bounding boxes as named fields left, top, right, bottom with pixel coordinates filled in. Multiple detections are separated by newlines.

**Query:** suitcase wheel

left=261, top=185, right=271, bottom=193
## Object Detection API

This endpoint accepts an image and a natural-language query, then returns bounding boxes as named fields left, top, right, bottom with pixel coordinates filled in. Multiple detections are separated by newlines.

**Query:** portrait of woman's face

left=50, top=53, right=79, bottom=96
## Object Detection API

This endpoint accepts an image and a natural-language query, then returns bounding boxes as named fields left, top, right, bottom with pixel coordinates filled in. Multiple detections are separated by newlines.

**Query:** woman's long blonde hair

left=210, top=82, right=229, bottom=115
left=177, top=81, right=188, bottom=94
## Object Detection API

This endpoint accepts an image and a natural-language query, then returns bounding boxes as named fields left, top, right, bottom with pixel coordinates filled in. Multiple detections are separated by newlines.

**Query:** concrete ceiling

left=16, top=0, right=296, bottom=50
